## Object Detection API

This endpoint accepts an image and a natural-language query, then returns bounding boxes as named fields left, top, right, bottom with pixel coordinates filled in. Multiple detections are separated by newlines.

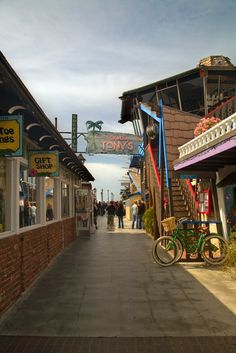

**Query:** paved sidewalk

left=0, top=216, right=236, bottom=352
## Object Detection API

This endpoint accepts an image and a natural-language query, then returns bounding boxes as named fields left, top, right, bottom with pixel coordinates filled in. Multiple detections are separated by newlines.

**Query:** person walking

left=106, top=201, right=116, bottom=230
left=93, top=202, right=98, bottom=229
left=137, top=200, right=146, bottom=229
left=116, top=201, right=125, bottom=228
left=131, top=201, right=138, bottom=229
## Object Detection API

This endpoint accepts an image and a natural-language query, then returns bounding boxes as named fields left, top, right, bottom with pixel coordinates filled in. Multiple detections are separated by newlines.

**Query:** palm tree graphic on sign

left=86, top=120, right=103, bottom=131
left=86, top=120, right=104, bottom=153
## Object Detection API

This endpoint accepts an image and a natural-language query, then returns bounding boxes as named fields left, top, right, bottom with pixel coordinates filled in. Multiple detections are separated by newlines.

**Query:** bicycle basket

left=161, top=217, right=176, bottom=232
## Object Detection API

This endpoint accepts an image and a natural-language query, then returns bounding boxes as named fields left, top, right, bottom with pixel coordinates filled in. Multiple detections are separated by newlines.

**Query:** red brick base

left=0, top=217, right=76, bottom=313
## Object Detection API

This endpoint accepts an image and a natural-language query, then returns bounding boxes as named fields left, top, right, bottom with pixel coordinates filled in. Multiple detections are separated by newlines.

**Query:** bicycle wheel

left=152, top=236, right=180, bottom=266
left=201, top=234, right=228, bottom=265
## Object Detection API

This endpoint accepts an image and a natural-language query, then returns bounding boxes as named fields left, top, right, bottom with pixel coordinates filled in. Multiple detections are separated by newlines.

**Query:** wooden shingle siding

left=163, top=106, right=199, bottom=177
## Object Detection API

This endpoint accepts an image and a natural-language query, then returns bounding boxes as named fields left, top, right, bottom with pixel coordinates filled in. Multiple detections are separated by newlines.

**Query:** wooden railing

left=178, top=179, right=198, bottom=220
left=206, top=95, right=236, bottom=120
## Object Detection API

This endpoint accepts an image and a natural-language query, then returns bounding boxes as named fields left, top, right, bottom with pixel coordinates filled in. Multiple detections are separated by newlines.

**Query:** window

left=158, top=85, right=180, bottom=109
left=61, top=183, right=69, bottom=218
left=19, top=164, right=38, bottom=228
left=207, top=73, right=236, bottom=109
left=178, top=75, right=204, bottom=115
left=0, top=158, right=10, bottom=232
left=45, top=177, right=55, bottom=221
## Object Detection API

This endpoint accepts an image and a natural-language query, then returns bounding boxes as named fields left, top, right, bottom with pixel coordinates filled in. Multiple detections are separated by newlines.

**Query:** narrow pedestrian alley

left=0, top=216, right=236, bottom=352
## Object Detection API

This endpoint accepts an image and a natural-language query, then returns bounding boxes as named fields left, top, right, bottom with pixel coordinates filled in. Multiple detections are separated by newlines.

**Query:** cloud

left=86, top=159, right=130, bottom=201
left=0, top=0, right=236, bottom=199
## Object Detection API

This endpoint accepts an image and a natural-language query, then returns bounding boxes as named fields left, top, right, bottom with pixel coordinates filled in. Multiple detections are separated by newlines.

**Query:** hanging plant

left=194, top=116, right=221, bottom=137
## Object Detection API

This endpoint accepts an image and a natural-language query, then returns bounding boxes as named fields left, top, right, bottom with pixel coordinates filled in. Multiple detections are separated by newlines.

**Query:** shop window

left=19, top=164, right=39, bottom=228
left=61, top=183, right=69, bottom=218
left=0, top=158, right=10, bottom=233
left=45, top=177, right=55, bottom=221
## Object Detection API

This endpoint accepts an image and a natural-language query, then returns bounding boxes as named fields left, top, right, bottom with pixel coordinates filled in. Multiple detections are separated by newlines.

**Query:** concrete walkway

left=0, top=216, right=236, bottom=351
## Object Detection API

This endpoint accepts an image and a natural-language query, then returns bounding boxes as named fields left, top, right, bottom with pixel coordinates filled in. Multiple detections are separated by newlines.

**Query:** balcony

left=178, top=112, right=236, bottom=159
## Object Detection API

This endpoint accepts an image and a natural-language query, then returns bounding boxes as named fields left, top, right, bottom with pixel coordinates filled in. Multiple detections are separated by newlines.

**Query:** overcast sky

left=1, top=0, right=236, bottom=200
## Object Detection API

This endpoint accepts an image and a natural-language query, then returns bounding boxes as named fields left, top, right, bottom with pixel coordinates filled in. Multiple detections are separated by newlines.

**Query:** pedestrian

left=46, top=203, right=54, bottom=221
left=31, top=202, right=37, bottom=225
left=137, top=200, right=146, bottom=229
left=106, top=201, right=116, bottom=230
left=116, top=201, right=125, bottom=228
left=24, top=200, right=32, bottom=226
left=131, top=201, right=138, bottom=229
left=94, top=202, right=98, bottom=229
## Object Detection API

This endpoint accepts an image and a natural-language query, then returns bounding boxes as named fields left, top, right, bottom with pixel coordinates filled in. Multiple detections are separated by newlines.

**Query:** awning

left=0, top=52, right=94, bottom=182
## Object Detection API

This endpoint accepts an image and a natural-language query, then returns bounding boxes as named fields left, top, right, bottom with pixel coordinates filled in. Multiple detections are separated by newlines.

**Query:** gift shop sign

left=0, top=115, right=23, bottom=156
left=86, top=131, right=143, bottom=155
left=28, top=151, right=59, bottom=177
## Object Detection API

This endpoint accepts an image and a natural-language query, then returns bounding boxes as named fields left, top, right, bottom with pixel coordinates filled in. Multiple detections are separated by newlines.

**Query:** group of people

left=93, top=199, right=145, bottom=231
left=22, top=201, right=37, bottom=226
left=94, top=200, right=126, bottom=230
left=20, top=201, right=54, bottom=227
left=131, top=200, right=146, bottom=229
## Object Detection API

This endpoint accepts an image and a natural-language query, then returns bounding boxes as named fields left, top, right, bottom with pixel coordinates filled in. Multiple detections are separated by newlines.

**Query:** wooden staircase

left=145, top=145, right=195, bottom=236
left=171, top=179, right=190, bottom=220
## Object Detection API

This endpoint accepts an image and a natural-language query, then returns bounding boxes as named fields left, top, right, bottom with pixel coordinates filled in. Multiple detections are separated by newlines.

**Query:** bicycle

left=152, top=217, right=228, bottom=267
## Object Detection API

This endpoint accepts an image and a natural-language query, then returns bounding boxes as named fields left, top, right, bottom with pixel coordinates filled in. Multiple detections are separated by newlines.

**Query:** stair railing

left=178, top=179, right=198, bottom=220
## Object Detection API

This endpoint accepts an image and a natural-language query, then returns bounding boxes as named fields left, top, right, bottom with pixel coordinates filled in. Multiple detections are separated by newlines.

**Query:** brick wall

left=21, top=227, right=48, bottom=290
left=47, top=222, right=63, bottom=263
left=0, top=235, right=22, bottom=313
left=63, top=218, right=76, bottom=247
left=0, top=217, right=77, bottom=314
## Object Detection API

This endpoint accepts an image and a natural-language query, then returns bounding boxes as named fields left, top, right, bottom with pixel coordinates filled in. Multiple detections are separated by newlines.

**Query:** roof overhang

left=0, top=51, right=94, bottom=182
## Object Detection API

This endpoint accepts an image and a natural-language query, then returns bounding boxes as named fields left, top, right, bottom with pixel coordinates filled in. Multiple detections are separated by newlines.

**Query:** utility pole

left=107, top=189, right=109, bottom=203
left=101, top=188, right=103, bottom=202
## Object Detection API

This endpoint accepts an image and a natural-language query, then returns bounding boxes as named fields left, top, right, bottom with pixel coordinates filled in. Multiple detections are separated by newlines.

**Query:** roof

left=0, top=51, right=94, bottom=182
left=119, top=56, right=236, bottom=124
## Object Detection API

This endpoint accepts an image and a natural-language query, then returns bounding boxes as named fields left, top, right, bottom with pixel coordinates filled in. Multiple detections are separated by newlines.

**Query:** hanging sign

left=0, top=115, right=23, bottom=156
left=28, top=151, right=59, bottom=177
left=198, top=190, right=211, bottom=214
left=71, top=114, right=78, bottom=152
left=86, top=131, right=143, bottom=155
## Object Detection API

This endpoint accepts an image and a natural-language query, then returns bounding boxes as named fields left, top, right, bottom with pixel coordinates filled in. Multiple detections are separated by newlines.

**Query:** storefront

left=0, top=52, right=94, bottom=313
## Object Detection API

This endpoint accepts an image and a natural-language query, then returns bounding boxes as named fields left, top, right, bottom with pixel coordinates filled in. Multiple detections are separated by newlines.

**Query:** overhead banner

left=28, top=151, right=59, bottom=177
left=0, top=115, right=23, bottom=156
left=86, top=131, right=142, bottom=155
